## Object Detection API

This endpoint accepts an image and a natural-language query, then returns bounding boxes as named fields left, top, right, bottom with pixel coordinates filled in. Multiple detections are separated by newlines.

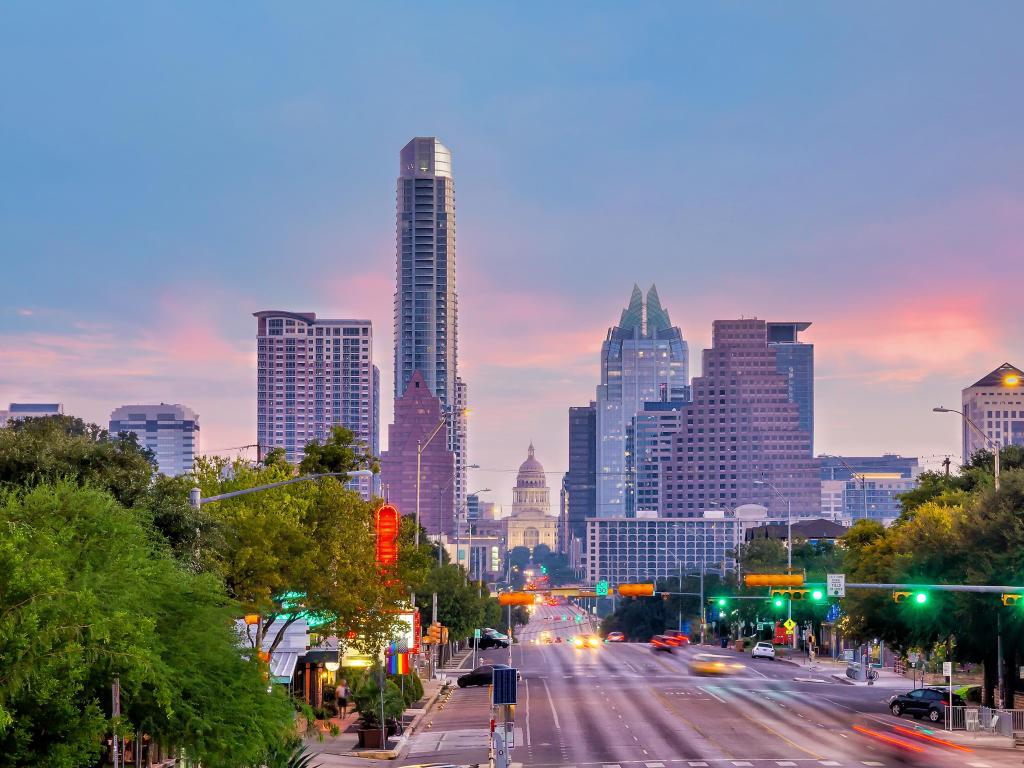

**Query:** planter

left=357, top=728, right=385, bottom=749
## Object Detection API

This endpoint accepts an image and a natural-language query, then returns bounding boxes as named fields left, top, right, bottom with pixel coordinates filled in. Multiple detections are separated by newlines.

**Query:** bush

left=351, top=670, right=405, bottom=728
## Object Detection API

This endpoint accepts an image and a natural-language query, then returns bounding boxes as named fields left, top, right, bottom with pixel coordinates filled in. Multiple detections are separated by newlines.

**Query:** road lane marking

left=523, top=677, right=532, bottom=747
left=698, top=686, right=727, bottom=703
left=541, top=678, right=561, bottom=731
left=645, top=763, right=664, bottom=767
left=776, top=763, right=797, bottom=766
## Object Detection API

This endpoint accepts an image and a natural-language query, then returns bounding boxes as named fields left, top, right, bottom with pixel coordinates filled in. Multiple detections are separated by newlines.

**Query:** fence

left=948, top=706, right=1024, bottom=739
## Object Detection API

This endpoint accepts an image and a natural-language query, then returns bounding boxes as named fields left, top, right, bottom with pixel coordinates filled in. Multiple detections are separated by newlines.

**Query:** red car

left=605, top=631, right=626, bottom=642
left=650, top=635, right=674, bottom=652
left=664, top=630, right=690, bottom=646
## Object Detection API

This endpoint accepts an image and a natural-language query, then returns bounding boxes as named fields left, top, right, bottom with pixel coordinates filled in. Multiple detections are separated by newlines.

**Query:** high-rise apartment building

left=960, top=363, right=1024, bottom=462
left=0, top=402, right=64, bottom=428
left=254, top=311, right=376, bottom=500
left=379, top=371, right=455, bottom=535
left=109, top=403, right=200, bottom=476
left=394, top=137, right=468, bottom=514
left=767, top=322, right=814, bottom=453
left=596, top=285, right=689, bottom=517
left=563, top=402, right=597, bottom=546
left=661, top=319, right=819, bottom=519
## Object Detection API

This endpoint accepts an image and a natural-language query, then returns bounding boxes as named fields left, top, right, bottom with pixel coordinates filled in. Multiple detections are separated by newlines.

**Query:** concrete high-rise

left=960, top=362, right=1024, bottom=463
left=596, top=285, right=689, bottom=517
left=394, top=137, right=468, bottom=514
left=767, top=322, right=814, bottom=453
left=109, top=403, right=200, bottom=476
left=254, top=311, right=376, bottom=500
left=662, top=319, right=818, bottom=519
left=379, top=371, right=455, bottom=535
left=0, top=403, right=64, bottom=428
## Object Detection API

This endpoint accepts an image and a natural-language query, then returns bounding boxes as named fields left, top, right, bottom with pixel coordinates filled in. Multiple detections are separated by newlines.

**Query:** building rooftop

left=968, top=362, right=1024, bottom=389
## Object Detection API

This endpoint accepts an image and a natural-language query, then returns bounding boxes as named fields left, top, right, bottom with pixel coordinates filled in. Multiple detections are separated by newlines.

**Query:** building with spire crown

left=595, top=284, right=689, bottom=517
left=961, top=362, right=1024, bottom=463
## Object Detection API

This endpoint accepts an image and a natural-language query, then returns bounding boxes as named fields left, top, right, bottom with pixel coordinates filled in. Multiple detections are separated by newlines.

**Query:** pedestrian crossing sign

left=783, top=618, right=796, bottom=631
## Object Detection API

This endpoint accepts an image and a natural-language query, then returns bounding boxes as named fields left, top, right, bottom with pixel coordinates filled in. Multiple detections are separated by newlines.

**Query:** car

left=605, top=631, right=626, bottom=643
left=457, top=663, right=511, bottom=688
left=751, top=641, right=776, bottom=660
left=690, top=652, right=745, bottom=676
left=888, top=688, right=965, bottom=722
left=572, top=634, right=601, bottom=648
left=478, top=628, right=510, bottom=650
left=663, top=626, right=688, bottom=647
left=650, top=634, right=674, bottom=652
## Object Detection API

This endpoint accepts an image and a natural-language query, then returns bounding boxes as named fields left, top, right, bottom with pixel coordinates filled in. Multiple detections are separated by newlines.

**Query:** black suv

left=478, top=628, right=510, bottom=649
left=888, top=688, right=964, bottom=722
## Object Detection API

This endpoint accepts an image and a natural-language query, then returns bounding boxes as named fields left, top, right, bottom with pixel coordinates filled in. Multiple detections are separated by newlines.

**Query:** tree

left=298, top=425, right=378, bottom=477
left=508, top=546, right=531, bottom=571
left=0, top=415, right=155, bottom=506
left=531, top=543, right=552, bottom=564
left=0, top=482, right=294, bottom=768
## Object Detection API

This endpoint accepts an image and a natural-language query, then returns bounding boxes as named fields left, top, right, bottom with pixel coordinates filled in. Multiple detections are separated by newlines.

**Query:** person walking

left=335, top=679, right=349, bottom=716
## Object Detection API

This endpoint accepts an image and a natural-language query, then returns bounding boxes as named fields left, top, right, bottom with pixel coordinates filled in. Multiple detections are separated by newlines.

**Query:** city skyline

left=3, top=4, right=1024, bottom=508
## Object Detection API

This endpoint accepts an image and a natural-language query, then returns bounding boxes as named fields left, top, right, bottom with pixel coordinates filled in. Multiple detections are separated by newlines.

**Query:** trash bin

left=720, top=638, right=728, bottom=649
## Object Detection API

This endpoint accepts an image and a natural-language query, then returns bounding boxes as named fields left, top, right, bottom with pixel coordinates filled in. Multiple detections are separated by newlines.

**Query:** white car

left=751, top=641, right=776, bottom=660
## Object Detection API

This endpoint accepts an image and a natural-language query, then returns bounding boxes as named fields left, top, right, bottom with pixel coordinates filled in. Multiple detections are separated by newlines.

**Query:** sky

left=2, top=3, right=1023, bottom=507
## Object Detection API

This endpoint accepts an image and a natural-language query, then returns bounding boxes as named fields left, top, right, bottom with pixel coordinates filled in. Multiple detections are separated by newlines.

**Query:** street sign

left=909, top=652, right=920, bottom=665
left=492, top=730, right=509, bottom=768
left=783, top=618, right=796, bottom=631
left=474, top=628, right=481, bottom=639
left=504, top=721, right=515, bottom=748
left=943, top=661, right=952, bottom=677
left=595, top=580, right=609, bottom=597
left=827, top=573, right=846, bottom=598
left=493, top=667, right=518, bottom=706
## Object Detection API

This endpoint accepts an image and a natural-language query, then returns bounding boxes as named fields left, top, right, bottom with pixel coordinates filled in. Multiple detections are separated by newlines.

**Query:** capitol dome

left=516, top=442, right=546, bottom=488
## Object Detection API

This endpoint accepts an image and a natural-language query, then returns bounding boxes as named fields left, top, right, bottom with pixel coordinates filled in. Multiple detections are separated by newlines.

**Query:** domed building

left=506, top=443, right=558, bottom=553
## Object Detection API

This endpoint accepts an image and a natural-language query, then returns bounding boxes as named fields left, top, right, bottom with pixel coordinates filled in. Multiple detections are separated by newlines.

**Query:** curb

left=344, top=680, right=450, bottom=760
left=829, top=673, right=856, bottom=685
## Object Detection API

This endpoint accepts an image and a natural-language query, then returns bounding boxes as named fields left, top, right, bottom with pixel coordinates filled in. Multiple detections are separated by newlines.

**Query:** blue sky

left=2, top=3, right=1022, bottom=505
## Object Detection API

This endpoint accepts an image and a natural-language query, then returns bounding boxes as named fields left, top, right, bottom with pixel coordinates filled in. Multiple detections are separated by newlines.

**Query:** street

left=402, top=602, right=1018, bottom=767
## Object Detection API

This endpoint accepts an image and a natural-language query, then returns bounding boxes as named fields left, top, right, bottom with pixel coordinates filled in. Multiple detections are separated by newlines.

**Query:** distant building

left=626, top=398, right=688, bottom=516
left=585, top=515, right=738, bottom=585
left=379, top=371, right=455, bottom=536
left=0, top=402, right=64, bottom=427
left=661, top=319, right=819, bottom=519
left=767, top=322, right=814, bottom=453
left=465, top=493, right=481, bottom=520
left=563, top=402, right=597, bottom=546
left=109, top=403, right=199, bottom=476
left=254, top=311, right=376, bottom=500
left=819, top=455, right=921, bottom=524
left=961, top=363, right=1024, bottom=463
left=394, top=137, right=468, bottom=515
left=745, top=518, right=847, bottom=545
left=596, top=284, right=689, bottom=517
left=506, top=444, right=557, bottom=553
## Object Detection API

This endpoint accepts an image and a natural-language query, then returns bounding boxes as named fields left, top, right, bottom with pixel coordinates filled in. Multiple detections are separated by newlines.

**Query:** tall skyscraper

left=379, top=371, right=455, bottom=535
left=960, top=362, right=1024, bottom=462
left=626, top=399, right=687, bottom=516
left=661, top=319, right=819, bottom=519
left=109, top=403, right=200, bottom=476
left=393, top=137, right=468, bottom=514
left=254, top=311, right=376, bottom=500
left=767, top=322, right=814, bottom=453
left=596, top=284, right=689, bottom=517
left=563, top=403, right=597, bottom=546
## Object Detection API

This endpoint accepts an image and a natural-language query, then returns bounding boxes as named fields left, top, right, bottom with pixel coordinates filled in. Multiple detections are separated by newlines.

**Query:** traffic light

left=773, top=596, right=785, bottom=609
left=893, top=591, right=928, bottom=605
left=617, top=583, right=655, bottom=597
left=811, top=589, right=824, bottom=602
left=540, top=565, right=548, bottom=574
left=745, top=573, right=804, bottom=587
left=427, top=622, right=442, bottom=644
left=788, top=589, right=810, bottom=602
left=499, top=591, right=536, bottom=606
left=1002, top=593, right=1022, bottom=606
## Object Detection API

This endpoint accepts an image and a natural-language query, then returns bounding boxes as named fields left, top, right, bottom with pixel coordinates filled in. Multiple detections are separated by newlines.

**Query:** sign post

left=826, top=573, right=846, bottom=598
left=473, top=628, right=480, bottom=670
left=943, top=660, right=953, bottom=730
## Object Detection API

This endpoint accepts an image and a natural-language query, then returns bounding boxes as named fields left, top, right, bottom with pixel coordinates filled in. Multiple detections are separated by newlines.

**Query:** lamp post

left=416, top=414, right=450, bottom=549
left=934, top=406, right=1001, bottom=490
left=454, top=486, right=490, bottom=579
left=754, top=479, right=795, bottom=647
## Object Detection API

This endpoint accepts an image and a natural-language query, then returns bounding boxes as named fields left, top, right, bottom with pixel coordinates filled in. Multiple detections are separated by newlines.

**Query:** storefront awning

left=270, top=651, right=299, bottom=684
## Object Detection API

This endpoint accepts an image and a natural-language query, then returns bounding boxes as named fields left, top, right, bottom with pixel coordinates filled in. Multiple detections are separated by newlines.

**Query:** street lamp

left=416, top=414, right=450, bottom=549
left=189, top=469, right=376, bottom=509
left=456, top=486, right=490, bottom=580
left=754, top=479, right=795, bottom=646
left=934, top=406, right=1001, bottom=490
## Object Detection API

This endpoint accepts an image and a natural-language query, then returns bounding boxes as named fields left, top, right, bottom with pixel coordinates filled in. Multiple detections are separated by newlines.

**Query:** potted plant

left=351, top=672, right=405, bottom=749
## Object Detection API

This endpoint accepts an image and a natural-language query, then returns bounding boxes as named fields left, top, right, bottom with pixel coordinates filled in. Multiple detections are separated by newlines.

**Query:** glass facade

left=109, top=403, right=199, bottom=477
left=564, top=403, right=597, bottom=543
left=767, top=322, right=814, bottom=454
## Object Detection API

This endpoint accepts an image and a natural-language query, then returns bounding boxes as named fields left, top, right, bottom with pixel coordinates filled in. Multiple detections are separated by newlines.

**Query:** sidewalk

left=805, top=656, right=911, bottom=687
left=303, top=676, right=448, bottom=765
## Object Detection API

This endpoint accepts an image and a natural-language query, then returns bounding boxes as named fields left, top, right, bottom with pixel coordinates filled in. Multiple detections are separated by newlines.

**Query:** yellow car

left=572, top=634, right=601, bottom=649
left=689, top=653, right=745, bottom=676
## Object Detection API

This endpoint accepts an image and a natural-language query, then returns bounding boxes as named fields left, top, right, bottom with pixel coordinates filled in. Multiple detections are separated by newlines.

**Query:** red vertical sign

left=375, top=504, right=400, bottom=566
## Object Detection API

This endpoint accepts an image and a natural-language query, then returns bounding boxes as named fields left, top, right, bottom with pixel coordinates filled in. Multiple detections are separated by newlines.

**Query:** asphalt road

left=403, top=602, right=1016, bottom=767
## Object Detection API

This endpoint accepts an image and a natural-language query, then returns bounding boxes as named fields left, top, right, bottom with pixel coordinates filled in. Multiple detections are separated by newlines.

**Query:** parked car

left=457, top=663, right=511, bottom=688
left=888, top=688, right=964, bottom=722
left=605, top=631, right=626, bottom=643
left=478, top=628, right=510, bottom=649
left=650, top=635, right=674, bottom=652
left=750, top=641, right=776, bottom=660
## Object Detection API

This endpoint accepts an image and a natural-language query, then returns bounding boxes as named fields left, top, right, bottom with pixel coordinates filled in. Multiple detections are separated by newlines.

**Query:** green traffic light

left=774, top=598, right=784, bottom=608
left=717, top=598, right=727, bottom=607
left=915, top=592, right=928, bottom=604
left=812, top=589, right=823, bottom=601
